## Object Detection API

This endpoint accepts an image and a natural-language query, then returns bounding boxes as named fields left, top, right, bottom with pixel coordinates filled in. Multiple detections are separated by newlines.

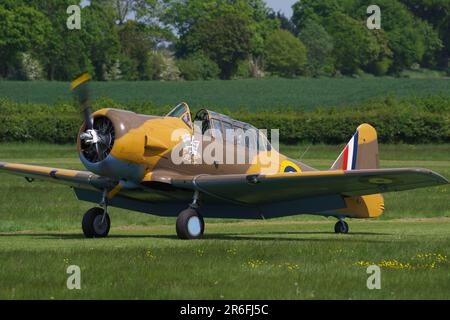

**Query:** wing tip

left=405, top=168, right=449, bottom=185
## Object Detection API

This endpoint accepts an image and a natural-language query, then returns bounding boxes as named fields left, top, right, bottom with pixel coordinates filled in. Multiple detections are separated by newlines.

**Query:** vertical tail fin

left=332, top=124, right=384, bottom=218
left=331, top=123, right=379, bottom=170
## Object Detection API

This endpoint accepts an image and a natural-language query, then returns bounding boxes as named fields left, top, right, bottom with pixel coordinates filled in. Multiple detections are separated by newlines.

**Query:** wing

left=171, top=168, right=448, bottom=205
left=0, top=162, right=115, bottom=191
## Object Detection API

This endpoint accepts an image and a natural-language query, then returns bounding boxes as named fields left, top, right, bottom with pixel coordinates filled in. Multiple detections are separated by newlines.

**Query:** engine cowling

left=77, top=108, right=155, bottom=183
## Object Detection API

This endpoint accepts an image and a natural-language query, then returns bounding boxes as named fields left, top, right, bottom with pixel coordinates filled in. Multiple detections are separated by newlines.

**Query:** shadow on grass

left=0, top=230, right=392, bottom=243
left=201, top=231, right=391, bottom=243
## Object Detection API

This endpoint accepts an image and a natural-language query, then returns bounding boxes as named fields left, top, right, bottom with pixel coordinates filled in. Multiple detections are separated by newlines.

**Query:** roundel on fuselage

left=284, top=166, right=297, bottom=172
left=280, top=160, right=301, bottom=173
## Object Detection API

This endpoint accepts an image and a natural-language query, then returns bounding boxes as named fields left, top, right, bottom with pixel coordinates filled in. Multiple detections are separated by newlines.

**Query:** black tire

left=176, top=208, right=204, bottom=240
left=82, top=207, right=110, bottom=238
left=334, top=220, right=349, bottom=234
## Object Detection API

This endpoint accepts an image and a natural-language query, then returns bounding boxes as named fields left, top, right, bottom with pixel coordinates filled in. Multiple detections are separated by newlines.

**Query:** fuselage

left=77, top=107, right=316, bottom=188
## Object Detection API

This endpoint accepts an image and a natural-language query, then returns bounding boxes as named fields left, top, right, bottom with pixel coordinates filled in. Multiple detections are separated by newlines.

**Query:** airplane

left=0, top=74, right=447, bottom=239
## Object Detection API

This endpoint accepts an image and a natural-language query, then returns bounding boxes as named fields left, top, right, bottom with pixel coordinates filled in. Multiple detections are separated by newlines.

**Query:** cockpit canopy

left=166, top=102, right=192, bottom=129
left=166, top=103, right=271, bottom=151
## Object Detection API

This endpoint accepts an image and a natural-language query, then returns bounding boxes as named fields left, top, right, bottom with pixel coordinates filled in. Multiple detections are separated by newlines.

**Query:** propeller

left=71, top=73, right=94, bottom=130
left=71, top=74, right=115, bottom=163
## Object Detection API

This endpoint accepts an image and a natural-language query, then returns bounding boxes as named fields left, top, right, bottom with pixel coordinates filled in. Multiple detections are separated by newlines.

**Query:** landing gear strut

left=82, top=189, right=111, bottom=238
left=176, top=191, right=205, bottom=240
left=334, top=219, right=349, bottom=234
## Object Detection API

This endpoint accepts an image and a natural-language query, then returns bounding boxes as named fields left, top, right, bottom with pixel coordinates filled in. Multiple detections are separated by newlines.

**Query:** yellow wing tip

left=71, top=73, right=91, bottom=90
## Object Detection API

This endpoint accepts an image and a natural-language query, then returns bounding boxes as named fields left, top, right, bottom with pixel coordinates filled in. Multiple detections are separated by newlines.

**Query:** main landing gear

left=176, top=190, right=205, bottom=240
left=82, top=189, right=111, bottom=238
left=80, top=188, right=206, bottom=240
left=82, top=207, right=110, bottom=238
left=334, top=219, right=349, bottom=234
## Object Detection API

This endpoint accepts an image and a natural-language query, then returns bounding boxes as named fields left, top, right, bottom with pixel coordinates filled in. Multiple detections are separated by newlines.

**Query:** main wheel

left=176, top=208, right=204, bottom=240
left=82, top=207, right=110, bottom=238
left=334, top=220, right=349, bottom=234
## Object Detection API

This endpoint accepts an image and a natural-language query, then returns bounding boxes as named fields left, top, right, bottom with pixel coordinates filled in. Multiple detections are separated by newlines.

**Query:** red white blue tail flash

left=342, top=131, right=359, bottom=170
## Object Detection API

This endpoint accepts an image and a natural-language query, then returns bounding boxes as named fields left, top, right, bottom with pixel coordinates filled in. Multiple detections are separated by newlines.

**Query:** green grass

left=1, top=78, right=449, bottom=110
left=0, top=143, right=448, bottom=299
left=0, top=220, right=449, bottom=299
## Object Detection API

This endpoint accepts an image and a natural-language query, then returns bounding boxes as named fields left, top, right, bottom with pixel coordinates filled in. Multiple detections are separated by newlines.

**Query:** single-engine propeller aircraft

left=0, top=74, right=447, bottom=239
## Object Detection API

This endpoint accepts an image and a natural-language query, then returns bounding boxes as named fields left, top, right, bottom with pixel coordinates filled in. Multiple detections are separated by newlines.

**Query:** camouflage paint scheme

left=0, top=101, right=447, bottom=220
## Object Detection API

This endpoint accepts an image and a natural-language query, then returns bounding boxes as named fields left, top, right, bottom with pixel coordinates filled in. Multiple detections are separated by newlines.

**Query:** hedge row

left=0, top=96, right=448, bottom=144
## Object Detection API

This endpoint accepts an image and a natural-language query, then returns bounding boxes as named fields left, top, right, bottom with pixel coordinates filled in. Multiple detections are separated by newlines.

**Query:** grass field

left=0, top=143, right=448, bottom=299
left=1, top=78, right=449, bottom=110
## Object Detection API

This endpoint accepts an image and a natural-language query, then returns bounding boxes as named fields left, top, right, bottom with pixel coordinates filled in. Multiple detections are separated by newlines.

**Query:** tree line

left=0, top=0, right=448, bottom=81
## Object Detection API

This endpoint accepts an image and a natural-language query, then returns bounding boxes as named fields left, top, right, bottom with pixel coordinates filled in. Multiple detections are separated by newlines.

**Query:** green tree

left=83, top=3, right=121, bottom=80
left=267, top=11, right=297, bottom=35
left=161, top=0, right=277, bottom=78
left=0, top=5, right=50, bottom=78
left=99, top=0, right=134, bottom=25
left=183, top=13, right=252, bottom=79
left=246, top=0, right=280, bottom=75
left=118, top=21, right=154, bottom=80
left=298, top=19, right=334, bottom=76
left=418, top=21, right=443, bottom=68
left=324, top=12, right=387, bottom=75
left=29, top=0, right=93, bottom=80
left=292, top=0, right=342, bottom=30
left=365, top=30, right=393, bottom=76
left=399, top=0, right=448, bottom=68
left=355, top=0, right=430, bottom=72
left=101, top=0, right=176, bottom=44
left=293, top=0, right=444, bottom=74
left=264, top=29, right=307, bottom=77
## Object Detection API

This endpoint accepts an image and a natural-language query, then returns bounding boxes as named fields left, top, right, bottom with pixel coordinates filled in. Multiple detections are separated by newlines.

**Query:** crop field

left=0, top=143, right=448, bottom=299
left=0, top=78, right=449, bottom=110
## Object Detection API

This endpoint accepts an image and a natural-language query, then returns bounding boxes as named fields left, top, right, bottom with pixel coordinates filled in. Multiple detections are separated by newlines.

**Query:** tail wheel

left=334, top=220, right=349, bottom=234
left=176, top=208, right=204, bottom=240
left=82, top=207, right=110, bottom=238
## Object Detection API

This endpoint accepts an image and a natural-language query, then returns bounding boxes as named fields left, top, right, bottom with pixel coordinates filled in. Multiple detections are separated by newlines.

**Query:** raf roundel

left=280, top=160, right=302, bottom=173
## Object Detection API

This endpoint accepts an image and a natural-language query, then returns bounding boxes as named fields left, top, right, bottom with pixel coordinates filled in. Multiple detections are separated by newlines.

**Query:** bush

left=368, top=58, right=393, bottom=76
left=149, top=51, right=181, bottom=81
left=234, top=59, right=252, bottom=79
left=227, top=96, right=450, bottom=144
left=0, top=96, right=448, bottom=144
left=177, top=54, right=220, bottom=80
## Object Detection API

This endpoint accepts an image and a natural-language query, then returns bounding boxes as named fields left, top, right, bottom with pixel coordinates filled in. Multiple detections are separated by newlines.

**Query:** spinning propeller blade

left=71, top=73, right=93, bottom=130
